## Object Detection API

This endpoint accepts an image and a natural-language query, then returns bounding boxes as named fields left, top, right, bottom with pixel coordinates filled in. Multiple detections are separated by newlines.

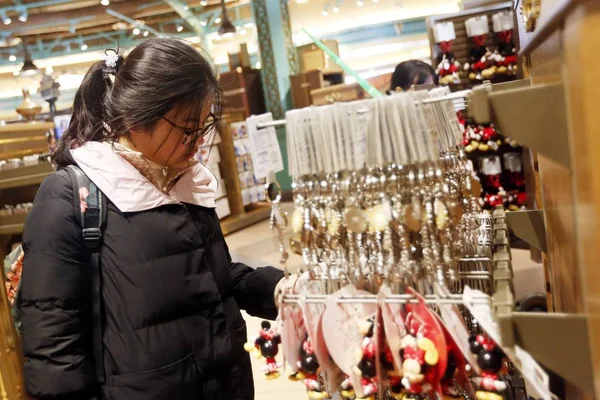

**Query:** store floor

left=225, top=203, right=544, bottom=400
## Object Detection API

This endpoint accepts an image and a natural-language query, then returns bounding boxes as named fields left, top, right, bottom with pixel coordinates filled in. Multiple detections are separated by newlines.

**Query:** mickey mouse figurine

left=380, top=343, right=404, bottom=399
left=295, top=336, right=329, bottom=400
left=353, top=316, right=378, bottom=400
left=340, top=375, right=356, bottom=400
left=399, top=313, right=439, bottom=399
left=244, top=321, right=282, bottom=380
left=469, top=334, right=507, bottom=400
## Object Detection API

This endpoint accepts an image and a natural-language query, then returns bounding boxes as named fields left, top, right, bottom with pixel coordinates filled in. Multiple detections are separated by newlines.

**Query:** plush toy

left=469, top=335, right=507, bottom=400
left=340, top=376, right=356, bottom=399
left=399, top=313, right=439, bottom=399
left=493, top=11, right=517, bottom=75
left=433, top=22, right=462, bottom=85
left=353, top=316, right=378, bottom=400
left=464, top=15, right=491, bottom=81
left=440, top=352, right=462, bottom=399
left=380, top=343, right=404, bottom=399
left=244, top=321, right=282, bottom=379
left=294, top=337, right=329, bottom=399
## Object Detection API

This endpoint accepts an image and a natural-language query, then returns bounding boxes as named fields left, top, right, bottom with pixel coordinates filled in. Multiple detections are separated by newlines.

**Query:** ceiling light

left=177, top=24, right=184, bottom=32
left=255, top=61, right=261, bottom=69
left=18, top=11, right=27, bottom=22
left=214, top=17, right=221, bottom=24
left=200, top=0, right=208, bottom=5
left=183, top=4, right=189, bottom=10
left=218, top=0, right=236, bottom=37
left=240, top=28, right=247, bottom=35
left=46, top=66, right=54, bottom=74
left=200, top=20, right=207, bottom=26
left=143, top=31, right=149, bottom=37
left=9, top=55, right=16, bottom=62
left=322, top=9, right=328, bottom=16
left=101, top=0, right=110, bottom=5
left=13, top=70, right=19, bottom=76
left=3, top=16, right=11, bottom=25
left=332, top=5, right=340, bottom=12
left=357, top=0, right=364, bottom=6
left=20, top=41, right=39, bottom=77
left=372, top=0, right=379, bottom=2
left=81, top=43, right=88, bottom=51
left=133, top=27, right=140, bottom=35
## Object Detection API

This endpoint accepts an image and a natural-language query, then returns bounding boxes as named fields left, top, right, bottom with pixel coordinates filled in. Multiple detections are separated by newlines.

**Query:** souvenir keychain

left=352, top=315, right=378, bottom=399
left=244, top=321, right=283, bottom=380
left=469, top=334, right=507, bottom=400
left=294, top=336, right=329, bottom=399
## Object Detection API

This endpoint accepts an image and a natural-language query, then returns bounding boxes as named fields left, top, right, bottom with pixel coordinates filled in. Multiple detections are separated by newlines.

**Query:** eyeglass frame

left=161, top=113, right=219, bottom=142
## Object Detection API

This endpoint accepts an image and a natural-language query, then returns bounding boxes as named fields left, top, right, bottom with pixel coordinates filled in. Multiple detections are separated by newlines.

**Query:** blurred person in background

left=389, top=59, right=439, bottom=93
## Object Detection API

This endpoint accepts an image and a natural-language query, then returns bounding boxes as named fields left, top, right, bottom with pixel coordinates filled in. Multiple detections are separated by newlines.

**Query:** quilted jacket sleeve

left=228, top=255, right=284, bottom=320
left=19, top=173, right=98, bottom=399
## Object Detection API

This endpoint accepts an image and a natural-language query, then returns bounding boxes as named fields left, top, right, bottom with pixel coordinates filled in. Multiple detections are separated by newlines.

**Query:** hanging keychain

left=244, top=321, right=283, bottom=380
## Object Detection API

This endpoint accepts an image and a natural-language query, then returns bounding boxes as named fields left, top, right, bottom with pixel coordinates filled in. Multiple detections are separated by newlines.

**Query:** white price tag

left=246, top=113, right=284, bottom=180
left=514, top=346, right=557, bottom=400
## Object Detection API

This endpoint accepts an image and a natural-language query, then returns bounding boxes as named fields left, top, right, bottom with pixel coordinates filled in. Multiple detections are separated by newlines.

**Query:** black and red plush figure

left=464, top=15, right=495, bottom=82
left=340, top=376, right=356, bottom=400
left=353, top=316, right=378, bottom=400
left=433, top=21, right=462, bottom=86
left=295, top=336, right=329, bottom=399
left=244, top=321, right=282, bottom=380
left=380, top=343, right=404, bottom=399
left=469, top=335, right=507, bottom=400
left=493, top=11, right=517, bottom=77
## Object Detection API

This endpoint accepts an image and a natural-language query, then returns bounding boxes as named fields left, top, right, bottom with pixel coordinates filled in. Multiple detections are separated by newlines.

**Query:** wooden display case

left=217, top=112, right=271, bottom=236
left=475, top=0, right=600, bottom=398
left=290, top=69, right=344, bottom=109
left=218, top=68, right=266, bottom=117
left=296, top=40, right=340, bottom=72
left=427, top=1, right=518, bottom=90
left=0, top=122, right=52, bottom=400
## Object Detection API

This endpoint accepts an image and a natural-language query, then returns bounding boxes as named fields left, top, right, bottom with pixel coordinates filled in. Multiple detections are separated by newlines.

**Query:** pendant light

left=218, top=0, right=236, bottom=38
left=20, top=39, right=39, bottom=77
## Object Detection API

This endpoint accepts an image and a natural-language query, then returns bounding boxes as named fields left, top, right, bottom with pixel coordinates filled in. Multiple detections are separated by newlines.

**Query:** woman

left=389, top=59, right=438, bottom=92
left=19, top=38, right=288, bottom=400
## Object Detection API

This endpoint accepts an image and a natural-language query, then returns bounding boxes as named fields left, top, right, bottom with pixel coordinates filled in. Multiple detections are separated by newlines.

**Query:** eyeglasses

left=162, top=113, right=219, bottom=143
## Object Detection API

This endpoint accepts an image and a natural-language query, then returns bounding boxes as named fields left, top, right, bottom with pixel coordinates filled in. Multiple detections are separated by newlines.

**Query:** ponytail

left=53, top=55, right=123, bottom=165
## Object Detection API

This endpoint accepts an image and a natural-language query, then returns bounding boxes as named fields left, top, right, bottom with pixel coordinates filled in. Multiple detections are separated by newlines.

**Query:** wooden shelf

left=0, top=212, right=27, bottom=235
left=221, top=204, right=271, bottom=236
left=0, top=163, right=53, bottom=190
left=0, top=121, right=54, bottom=134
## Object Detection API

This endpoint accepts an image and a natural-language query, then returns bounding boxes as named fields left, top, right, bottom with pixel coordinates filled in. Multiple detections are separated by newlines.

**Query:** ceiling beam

left=163, top=0, right=207, bottom=37
left=106, top=8, right=163, bottom=37
left=0, top=0, right=242, bottom=33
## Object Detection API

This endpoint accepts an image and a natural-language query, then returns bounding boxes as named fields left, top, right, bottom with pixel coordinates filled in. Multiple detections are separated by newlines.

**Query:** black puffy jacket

left=19, top=150, right=284, bottom=400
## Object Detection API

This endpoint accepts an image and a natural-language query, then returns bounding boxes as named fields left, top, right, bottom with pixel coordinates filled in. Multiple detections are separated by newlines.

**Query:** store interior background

left=0, top=0, right=548, bottom=398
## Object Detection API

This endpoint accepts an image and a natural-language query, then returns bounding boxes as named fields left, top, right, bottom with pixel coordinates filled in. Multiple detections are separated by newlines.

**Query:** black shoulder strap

left=64, top=165, right=107, bottom=384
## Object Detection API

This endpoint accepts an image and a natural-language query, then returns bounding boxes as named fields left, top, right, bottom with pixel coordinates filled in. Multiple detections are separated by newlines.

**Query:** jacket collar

left=70, top=141, right=217, bottom=212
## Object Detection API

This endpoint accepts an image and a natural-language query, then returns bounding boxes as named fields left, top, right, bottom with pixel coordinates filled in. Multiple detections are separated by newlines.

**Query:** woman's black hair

left=389, top=60, right=438, bottom=93
left=54, top=37, right=222, bottom=165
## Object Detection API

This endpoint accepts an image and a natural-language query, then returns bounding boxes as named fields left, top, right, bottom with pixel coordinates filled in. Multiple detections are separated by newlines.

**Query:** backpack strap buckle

left=82, top=227, right=102, bottom=243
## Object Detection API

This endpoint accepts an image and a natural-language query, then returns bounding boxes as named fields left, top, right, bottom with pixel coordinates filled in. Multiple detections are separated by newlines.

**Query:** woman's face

left=129, top=102, right=213, bottom=167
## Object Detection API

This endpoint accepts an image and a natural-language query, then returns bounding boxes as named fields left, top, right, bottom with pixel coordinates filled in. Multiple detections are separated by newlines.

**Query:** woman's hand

left=273, top=272, right=310, bottom=307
